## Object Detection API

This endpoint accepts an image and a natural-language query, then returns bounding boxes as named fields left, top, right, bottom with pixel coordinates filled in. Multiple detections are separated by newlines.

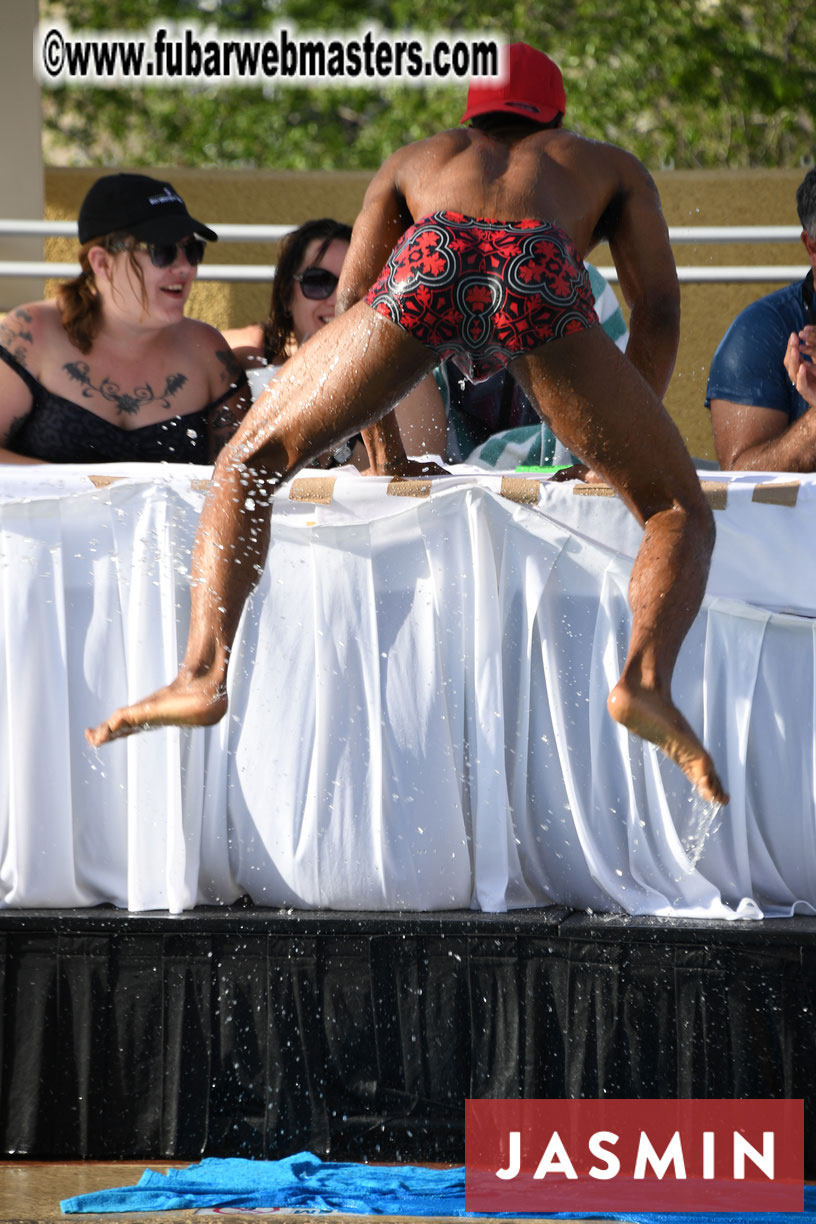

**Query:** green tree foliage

left=42, top=0, right=815, bottom=170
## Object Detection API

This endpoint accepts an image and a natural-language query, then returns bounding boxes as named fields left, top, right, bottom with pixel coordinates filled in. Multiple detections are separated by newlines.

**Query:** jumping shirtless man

left=87, top=43, right=728, bottom=806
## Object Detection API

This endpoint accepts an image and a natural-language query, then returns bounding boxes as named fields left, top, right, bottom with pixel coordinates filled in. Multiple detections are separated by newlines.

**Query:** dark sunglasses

left=106, top=236, right=207, bottom=268
left=293, top=267, right=339, bottom=300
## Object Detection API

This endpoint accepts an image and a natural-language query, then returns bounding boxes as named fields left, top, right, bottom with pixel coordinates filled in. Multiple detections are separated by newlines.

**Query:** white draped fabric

left=0, top=463, right=814, bottom=919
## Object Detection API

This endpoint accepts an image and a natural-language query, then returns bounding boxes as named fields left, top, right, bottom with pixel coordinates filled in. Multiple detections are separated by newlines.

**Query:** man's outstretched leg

left=85, top=455, right=270, bottom=744
left=512, top=327, right=728, bottom=805
left=86, top=303, right=436, bottom=746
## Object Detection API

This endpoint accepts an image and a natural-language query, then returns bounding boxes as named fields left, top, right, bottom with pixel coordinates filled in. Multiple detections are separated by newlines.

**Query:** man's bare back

left=381, top=125, right=645, bottom=255
left=87, top=44, right=727, bottom=809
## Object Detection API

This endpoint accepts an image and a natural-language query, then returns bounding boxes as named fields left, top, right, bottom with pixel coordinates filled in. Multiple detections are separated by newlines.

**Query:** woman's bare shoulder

left=222, top=322, right=264, bottom=351
left=0, top=299, right=60, bottom=345
left=175, top=316, right=233, bottom=362
left=0, top=301, right=63, bottom=374
left=177, top=318, right=249, bottom=396
left=220, top=322, right=266, bottom=372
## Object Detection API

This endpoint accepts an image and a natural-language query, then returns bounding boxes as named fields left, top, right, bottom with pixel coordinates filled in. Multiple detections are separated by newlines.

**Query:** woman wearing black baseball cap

left=0, top=172, right=249, bottom=465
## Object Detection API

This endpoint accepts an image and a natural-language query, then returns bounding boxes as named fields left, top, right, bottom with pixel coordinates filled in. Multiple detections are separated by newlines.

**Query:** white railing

left=0, top=260, right=280, bottom=282
left=0, top=220, right=806, bottom=284
left=0, top=221, right=295, bottom=240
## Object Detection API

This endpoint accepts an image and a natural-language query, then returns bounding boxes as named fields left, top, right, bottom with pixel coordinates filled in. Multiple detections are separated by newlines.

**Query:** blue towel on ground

left=60, top=1150, right=815, bottom=1219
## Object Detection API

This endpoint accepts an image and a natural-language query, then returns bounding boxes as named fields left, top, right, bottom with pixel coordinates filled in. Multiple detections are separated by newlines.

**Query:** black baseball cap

left=78, top=173, right=218, bottom=245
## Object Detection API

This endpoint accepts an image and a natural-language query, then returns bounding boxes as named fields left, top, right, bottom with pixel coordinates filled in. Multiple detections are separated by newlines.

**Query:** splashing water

left=87, top=741, right=107, bottom=780
left=681, top=793, right=722, bottom=869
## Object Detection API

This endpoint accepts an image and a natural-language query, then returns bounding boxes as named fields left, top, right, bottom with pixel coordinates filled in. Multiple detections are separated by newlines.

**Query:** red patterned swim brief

left=364, top=211, right=598, bottom=383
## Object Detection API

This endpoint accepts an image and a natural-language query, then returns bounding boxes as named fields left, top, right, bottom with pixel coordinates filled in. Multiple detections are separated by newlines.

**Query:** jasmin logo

left=465, top=1098, right=803, bottom=1212
left=498, top=1126, right=773, bottom=1180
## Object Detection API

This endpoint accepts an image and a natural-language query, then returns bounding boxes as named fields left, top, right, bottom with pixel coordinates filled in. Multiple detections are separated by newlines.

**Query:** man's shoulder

left=541, top=131, right=653, bottom=200
left=554, top=129, right=645, bottom=167
left=712, top=281, right=805, bottom=365
left=382, top=127, right=471, bottom=181
left=399, top=126, right=471, bottom=156
left=745, top=278, right=805, bottom=313
left=706, top=277, right=808, bottom=412
left=729, top=278, right=806, bottom=332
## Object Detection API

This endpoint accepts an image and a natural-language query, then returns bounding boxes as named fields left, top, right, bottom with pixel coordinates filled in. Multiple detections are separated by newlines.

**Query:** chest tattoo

left=63, top=361, right=188, bottom=416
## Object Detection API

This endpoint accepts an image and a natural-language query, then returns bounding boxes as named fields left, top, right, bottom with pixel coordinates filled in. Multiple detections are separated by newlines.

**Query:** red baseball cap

left=460, top=42, right=566, bottom=125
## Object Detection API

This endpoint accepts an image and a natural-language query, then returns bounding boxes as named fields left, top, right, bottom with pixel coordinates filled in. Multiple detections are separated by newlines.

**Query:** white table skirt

left=1, top=462, right=814, bottom=919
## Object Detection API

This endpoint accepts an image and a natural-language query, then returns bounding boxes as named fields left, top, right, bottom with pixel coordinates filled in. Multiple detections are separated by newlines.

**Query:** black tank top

left=0, top=344, right=240, bottom=464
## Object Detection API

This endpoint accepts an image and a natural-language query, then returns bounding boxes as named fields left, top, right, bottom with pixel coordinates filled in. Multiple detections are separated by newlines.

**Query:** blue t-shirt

left=705, top=276, right=812, bottom=421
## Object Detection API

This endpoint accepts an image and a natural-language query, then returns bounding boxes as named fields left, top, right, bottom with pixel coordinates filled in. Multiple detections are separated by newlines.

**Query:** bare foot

left=85, top=674, right=228, bottom=747
left=607, top=680, right=729, bottom=806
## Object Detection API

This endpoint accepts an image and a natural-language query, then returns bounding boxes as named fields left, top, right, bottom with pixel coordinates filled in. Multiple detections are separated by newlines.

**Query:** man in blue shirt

left=707, top=168, right=816, bottom=470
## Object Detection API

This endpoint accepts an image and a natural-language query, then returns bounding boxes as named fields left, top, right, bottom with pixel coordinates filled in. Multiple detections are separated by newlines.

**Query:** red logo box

left=465, top=1098, right=803, bottom=1212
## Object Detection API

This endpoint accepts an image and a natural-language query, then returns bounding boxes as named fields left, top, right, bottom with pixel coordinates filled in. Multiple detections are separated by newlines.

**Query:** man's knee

left=647, top=487, right=715, bottom=557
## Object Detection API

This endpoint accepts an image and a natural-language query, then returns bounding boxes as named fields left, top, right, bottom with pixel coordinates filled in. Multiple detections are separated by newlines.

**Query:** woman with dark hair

left=0, top=173, right=250, bottom=465
left=226, top=217, right=352, bottom=394
left=224, top=217, right=447, bottom=471
left=225, top=218, right=368, bottom=467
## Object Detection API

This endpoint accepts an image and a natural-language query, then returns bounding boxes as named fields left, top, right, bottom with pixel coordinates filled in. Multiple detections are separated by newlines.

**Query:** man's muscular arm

left=711, top=396, right=816, bottom=471
left=602, top=150, right=680, bottom=399
left=336, top=152, right=412, bottom=313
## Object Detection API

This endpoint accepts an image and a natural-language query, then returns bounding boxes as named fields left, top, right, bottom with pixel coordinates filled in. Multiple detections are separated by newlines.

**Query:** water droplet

left=681, top=795, right=722, bottom=868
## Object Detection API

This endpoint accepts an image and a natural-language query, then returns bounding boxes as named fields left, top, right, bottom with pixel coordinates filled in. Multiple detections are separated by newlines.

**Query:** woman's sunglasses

left=105, top=236, right=207, bottom=268
left=293, top=267, right=339, bottom=300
